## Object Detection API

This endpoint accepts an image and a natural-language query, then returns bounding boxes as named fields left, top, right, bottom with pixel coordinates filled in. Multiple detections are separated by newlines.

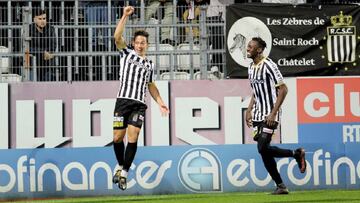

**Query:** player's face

left=34, top=14, right=47, bottom=29
left=246, top=40, right=260, bottom=59
left=133, top=35, right=148, bottom=57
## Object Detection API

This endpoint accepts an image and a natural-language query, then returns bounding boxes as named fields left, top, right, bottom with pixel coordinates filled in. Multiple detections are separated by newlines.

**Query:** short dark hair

left=32, top=8, right=47, bottom=17
left=133, top=30, right=149, bottom=43
left=252, top=37, right=267, bottom=51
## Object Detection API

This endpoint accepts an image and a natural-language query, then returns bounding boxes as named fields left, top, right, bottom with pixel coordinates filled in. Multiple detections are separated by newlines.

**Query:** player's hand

left=265, top=113, right=276, bottom=127
left=123, top=6, right=134, bottom=17
left=245, top=109, right=252, bottom=128
left=159, top=104, right=170, bottom=116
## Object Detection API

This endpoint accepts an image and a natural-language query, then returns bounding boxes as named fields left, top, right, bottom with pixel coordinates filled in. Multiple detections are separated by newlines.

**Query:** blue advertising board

left=0, top=143, right=360, bottom=199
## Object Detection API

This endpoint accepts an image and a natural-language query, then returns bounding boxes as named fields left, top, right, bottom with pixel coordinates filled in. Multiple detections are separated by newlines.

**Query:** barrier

left=0, top=76, right=359, bottom=149
left=0, top=46, right=9, bottom=74
left=0, top=143, right=359, bottom=199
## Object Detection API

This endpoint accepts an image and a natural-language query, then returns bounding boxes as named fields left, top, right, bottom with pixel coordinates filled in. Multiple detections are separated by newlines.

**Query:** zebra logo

left=326, top=11, right=356, bottom=63
left=229, top=33, right=247, bottom=59
left=227, top=17, right=272, bottom=67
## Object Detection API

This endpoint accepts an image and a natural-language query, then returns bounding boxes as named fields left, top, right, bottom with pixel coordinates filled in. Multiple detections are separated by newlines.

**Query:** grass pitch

left=6, top=189, right=360, bottom=203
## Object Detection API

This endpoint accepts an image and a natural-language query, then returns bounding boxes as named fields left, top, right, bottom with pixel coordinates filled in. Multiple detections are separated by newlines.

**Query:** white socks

left=120, top=169, right=128, bottom=178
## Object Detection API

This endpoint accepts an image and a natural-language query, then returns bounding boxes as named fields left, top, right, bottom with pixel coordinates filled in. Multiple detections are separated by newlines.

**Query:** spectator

left=207, top=0, right=229, bottom=72
left=182, top=0, right=209, bottom=44
left=29, top=8, right=57, bottom=81
left=145, top=0, right=177, bottom=46
left=82, top=1, right=138, bottom=51
left=82, top=1, right=118, bottom=51
left=81, top=1, right=136, bottom=81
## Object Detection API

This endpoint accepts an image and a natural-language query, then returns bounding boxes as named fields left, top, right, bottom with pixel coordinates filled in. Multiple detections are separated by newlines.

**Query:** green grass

left=5, top=189, right=360, bottom=203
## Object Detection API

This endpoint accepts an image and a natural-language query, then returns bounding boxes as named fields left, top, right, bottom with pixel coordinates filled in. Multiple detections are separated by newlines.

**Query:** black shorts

left=113, top=98, right=147, bottom=130
left=252, top=121, right=278, bottom=141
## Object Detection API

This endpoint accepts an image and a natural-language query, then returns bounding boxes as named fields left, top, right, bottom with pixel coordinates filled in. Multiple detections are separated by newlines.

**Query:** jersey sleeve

left=148, top=63, right=155, bottom=83
left=267, top=61, right=284, bottom=87
left=119, top=45, right=132, bottom=58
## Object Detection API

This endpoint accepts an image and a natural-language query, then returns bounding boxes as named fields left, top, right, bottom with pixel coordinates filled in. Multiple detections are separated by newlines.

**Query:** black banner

left=226, top=3, right=360, bottom=78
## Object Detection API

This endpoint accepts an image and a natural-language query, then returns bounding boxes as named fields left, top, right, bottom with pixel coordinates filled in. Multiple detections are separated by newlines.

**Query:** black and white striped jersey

left=248, top=57, right=284, bottom=122
left=117, top=45, right=155, bottom=104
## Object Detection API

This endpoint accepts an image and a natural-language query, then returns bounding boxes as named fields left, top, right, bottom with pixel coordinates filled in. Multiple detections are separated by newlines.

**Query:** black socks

left=113, top=141, right=125, bottom=167
left=124, top=142, right=138, bottom=171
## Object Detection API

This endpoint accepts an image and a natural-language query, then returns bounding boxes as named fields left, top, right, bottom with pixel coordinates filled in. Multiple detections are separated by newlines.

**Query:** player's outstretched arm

left=114, top=6, right=134, bottom=50
left=148, top=83, right=170, bottom=116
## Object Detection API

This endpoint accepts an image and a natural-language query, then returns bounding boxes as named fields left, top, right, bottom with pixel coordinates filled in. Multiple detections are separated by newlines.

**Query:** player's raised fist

left=123, top=6, right=134, bottom=17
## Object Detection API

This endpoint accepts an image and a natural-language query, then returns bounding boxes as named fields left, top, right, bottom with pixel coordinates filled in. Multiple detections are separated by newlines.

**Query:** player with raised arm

left=112, top=6, right=170, bottom=190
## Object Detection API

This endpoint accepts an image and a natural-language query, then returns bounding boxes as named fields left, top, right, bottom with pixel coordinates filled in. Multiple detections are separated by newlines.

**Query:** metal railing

left=0, top=0, right=227, bottom=82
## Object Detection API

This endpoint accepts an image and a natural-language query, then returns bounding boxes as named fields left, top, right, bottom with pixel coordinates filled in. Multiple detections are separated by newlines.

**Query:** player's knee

left=113, top=130, right=125, bottom=143
left=258, top=145, right=268, bottom=154
left=257, top=135, right=270, bottom=154
left=113, top=135, right=121, bottom=143
left=127, top=127, right=140, bottom=142
left=113, top=136, right=121, bottom=143
left=127, top=132, right=139, bottom=143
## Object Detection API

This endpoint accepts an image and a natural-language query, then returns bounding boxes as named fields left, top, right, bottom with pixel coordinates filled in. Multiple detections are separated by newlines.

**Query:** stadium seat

left=177, top=43, right=200, bottom=71
left=160, top=71, right=190, bottom=80
left=147, top=44, right=175, bottom=72
left=194, top=66, right=224, bottom=80
left=0, top=46, right=9, bottom=74
left=0, top=74, right=22, bottom=82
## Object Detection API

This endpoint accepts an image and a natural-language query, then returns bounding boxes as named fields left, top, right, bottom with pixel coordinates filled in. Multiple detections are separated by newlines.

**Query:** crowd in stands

left=1, top=0, right=228, bottom=81
left=0, top=0, right=358, bottom=82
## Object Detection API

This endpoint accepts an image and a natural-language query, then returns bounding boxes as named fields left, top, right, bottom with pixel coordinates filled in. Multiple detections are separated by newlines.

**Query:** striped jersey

left=117, top=45, right=155, bottom=104
left=248, top=57, right=284, bottom=122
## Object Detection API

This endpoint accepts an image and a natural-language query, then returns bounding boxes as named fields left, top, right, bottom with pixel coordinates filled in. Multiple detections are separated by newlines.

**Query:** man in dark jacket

left=29, top=8, right=57, bottom=81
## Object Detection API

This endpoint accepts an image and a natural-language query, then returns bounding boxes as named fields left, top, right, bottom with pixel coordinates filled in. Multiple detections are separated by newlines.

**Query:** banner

left=226, top=3, right=360, bottom=78
left=0, top=77, right=359, bottom=149
left=296, top=77, right=360, bottom=143
left=1, top=143, right=360, bottom=199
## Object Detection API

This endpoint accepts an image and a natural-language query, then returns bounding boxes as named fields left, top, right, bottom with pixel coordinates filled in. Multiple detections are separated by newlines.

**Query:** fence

left=0, top=0, right=227, bottom=82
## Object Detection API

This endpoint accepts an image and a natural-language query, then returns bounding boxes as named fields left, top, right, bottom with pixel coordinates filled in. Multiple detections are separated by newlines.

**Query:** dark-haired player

left=112, top=6, right=169, bottom=190
left=245, top=37, right=306, bottom=195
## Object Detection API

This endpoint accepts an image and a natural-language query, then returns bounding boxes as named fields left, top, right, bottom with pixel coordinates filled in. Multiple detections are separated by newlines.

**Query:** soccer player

left=245, top=37, right=306, bottom=195
left=112, top=6, right=170, bottom=190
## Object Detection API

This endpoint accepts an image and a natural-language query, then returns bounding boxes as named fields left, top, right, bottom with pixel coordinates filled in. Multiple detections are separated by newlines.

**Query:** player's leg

left=256, top=122, right=293, bottom=158
left=116, top=124, right=140, bottom=190
left=268, top=145, right=306, bottom=173
left=294, top=147, right=306, bottom=173
left=255, top=121, right=289, bottom=195
left=257, top=133, right=284, bottom=183
left=112, top=128, right=126, bottom=184
left=267, top=145, right=293, bottom=158
left=118, top=104, right=146, bottom=190
left=112, top=99, right=130, bottom=185
left=124, top=125, right=141, bottom=171
left=257, top=134, right=289, bottom=194
left=260, top=123, right=306, bottom=173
